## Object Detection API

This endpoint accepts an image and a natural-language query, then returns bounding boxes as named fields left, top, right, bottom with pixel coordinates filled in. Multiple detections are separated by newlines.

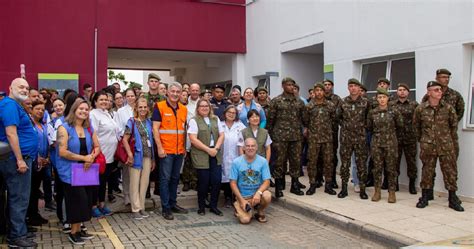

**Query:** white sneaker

left=354, top=184, right=360, bottom=193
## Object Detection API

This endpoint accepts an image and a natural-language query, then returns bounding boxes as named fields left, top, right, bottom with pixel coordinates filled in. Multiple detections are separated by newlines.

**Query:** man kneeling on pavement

left=230, top=138, right=271, bottom=224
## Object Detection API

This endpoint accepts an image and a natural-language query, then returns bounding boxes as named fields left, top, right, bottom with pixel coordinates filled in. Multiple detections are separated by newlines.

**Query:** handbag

left=114, top=118, right=135, bottom=163
left=0, top=141, right=12, bottom=161
left=87, top=127, right=107, bottom=174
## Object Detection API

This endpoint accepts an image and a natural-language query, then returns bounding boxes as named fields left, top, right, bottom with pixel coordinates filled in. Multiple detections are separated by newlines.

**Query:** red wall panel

left=0, top=0, right=245, bottom=94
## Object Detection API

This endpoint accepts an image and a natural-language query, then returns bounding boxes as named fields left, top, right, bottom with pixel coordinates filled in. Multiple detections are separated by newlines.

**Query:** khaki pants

left=233, top=190, right=271, bottom=224
left=129, top=157, right=151, bottom=213
left=119, top=162, right=130, bottom=205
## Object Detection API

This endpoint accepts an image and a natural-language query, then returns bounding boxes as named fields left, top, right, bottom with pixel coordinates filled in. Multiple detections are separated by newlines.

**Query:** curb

left=272, top=195, right=421, bottom=248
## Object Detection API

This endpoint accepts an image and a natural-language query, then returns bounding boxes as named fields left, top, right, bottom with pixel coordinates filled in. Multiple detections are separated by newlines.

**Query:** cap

left=360, top=85, right=368, bottom=92
left=148, top=73, right=161, bottom=81
left=376, top=87, right=390, bottom=96
left=436, top=68, right=451, bottom=76
left=313, top=82, right=325, bottom=90
left=231, top=85, right=242, bottom=93
left=427, top=81, right=442, bottom=88
left=323, top=79, right=334, bottom=85
left=294, top=83, right=300, bottom=90
left=257, top=87, right=268, bottom=93
left=347, top=78, right=361, bottom=86
left=397, top=83, right=410, bottom=91
left=212, top=85, right=225, bottom=91
left=282, top=77, right=296, bottom=85
left=377, top=77, right=390, bottom=85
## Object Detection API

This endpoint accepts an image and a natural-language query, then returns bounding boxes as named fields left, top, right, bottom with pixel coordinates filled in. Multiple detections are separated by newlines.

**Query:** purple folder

left=71, top=163, right=100, bottom=186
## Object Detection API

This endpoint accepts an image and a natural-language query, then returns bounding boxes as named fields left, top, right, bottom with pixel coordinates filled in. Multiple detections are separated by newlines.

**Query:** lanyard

left=138, top=120, right=149, bottom=139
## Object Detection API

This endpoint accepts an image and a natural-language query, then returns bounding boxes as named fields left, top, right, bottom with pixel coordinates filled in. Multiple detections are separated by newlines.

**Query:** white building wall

left=245, top=0, right=474, bottom=198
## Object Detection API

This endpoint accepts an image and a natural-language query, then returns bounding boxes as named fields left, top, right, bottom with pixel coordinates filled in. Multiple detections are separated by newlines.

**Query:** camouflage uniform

left=422, top=87, right=464, bottom=158
left=390, top=99, right=418, bottom=180
left=413, top=100, right=458, bottom=191
left=338, top=96, right=369, bottom=186
left=366, top=106, right=403, bottom=191
left=144, top=92, right=166, bottom=109
left=325, top=93, right=342, bottom=181
left=266, top=92, right=305, bottom=179
left=303, top=99, right=336, bottom=184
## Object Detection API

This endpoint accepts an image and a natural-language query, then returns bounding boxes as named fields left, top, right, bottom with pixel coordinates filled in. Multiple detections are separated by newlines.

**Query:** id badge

left=147, top=140, right=152, bottom=148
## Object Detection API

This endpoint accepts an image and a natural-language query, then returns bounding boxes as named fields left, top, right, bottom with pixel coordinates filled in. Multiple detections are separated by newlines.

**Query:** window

left=467, top=47, right=474, bottom=127
left=361, top=57, right=416, bottom=100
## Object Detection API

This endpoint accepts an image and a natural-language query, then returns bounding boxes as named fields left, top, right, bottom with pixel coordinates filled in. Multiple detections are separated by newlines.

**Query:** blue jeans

left=196, top=157, right=222, bottom=209
left=159, top=154, right=184, bottom=211
left=0, top=156, right=33, bottom=240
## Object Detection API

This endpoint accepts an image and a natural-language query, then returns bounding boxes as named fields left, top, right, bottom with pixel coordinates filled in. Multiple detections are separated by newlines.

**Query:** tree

left=108, top=70, right=142, bottom=89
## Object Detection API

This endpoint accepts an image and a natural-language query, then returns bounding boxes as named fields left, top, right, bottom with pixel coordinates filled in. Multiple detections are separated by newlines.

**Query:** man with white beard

left=0, top=78, right=38, bottom=248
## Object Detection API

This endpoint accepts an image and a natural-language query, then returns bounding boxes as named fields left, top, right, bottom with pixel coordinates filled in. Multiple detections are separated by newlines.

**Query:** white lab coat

left=220, top=120, right=246, bottom=183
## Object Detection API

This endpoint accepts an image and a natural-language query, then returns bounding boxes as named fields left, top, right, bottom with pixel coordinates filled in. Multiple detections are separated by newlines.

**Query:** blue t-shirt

left=229, top=154, right=271, bottom=198
left=0, top=97, right=38, bottom=158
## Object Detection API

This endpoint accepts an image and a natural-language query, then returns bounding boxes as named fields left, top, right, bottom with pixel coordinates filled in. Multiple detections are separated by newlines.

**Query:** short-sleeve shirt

left=229, top=155, right=271, bottom=198
left=124, top=119, right=152, bottom=158
left=187, top=117, right=224, bottom=147
left=0, top=97, right=38, bottom=158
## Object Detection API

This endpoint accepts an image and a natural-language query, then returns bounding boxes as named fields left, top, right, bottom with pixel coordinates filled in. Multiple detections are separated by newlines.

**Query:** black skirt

left=63, top=183, right=94, bottom=224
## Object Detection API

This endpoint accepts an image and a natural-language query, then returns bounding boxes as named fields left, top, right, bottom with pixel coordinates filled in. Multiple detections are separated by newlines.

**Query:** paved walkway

left=278, top=175, right=474, bottom=246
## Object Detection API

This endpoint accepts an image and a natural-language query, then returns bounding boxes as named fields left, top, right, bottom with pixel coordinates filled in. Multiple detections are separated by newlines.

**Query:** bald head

left=243, top=137, right=258, bottom=158
left=9, top=78, right=29, bottom=102
left=189, top=83, right=200, bottom=100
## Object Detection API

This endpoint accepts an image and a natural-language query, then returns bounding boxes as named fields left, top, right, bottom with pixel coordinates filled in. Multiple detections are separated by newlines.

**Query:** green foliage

left=108, top=70, right=142, bottom=89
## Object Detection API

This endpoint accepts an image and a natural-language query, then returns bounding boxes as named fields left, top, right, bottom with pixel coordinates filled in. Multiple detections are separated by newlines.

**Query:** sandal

left=254, top=213, right=267, bottom=223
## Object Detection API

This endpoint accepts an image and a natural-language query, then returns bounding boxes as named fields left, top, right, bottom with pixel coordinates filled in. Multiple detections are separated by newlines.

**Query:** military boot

left=409, top=178, right=417, bottom=195
left=275, top=179, right=284, bottom=198
left=331, top=180, right=339, bottom=189
left=359, top=185, right=368, bottom=200
left=315, top=179, right=323, bottom=188
left=324, top=182, right=336, bottom=195
left=388, top=191, right=396, bottom=203
left=372, top=187, right=381, bottom=202
left=416, top=189, right=429, bottom=208
left=297, top=178, right=307, bottom=189
left=337, top=183, right=348, bottom=198
left=306, top=184, right=317, bottom=195
left=427, top=188, right=434, bottom=200
left=290, top=178, right=304, bottom=196
left=448, top=191, right=464, bottom=212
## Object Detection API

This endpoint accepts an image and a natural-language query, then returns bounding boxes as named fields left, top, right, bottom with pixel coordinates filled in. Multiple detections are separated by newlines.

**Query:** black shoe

left=79, top=230, right=94, bottom=240
left=81, top=223, right=87, bottom=232
left=416, top=189, right=429, bottom=208
left=381, top=178, right=388, bottom=190
left=331, top=181, right=339, bottom=189
left=306, top=184, right=317, bottom=195
left=171, top=205, right=188, bottom=214
left=68, top=233, right=85, bottom=245
left=359, top=186, right=368, bottom=200
left=449, top=191, right=464, bottom=212
left=315, top=180, right=323, bottom=188
left=324, top=183, right=336, bottom=195
left=297, top=179, right=306, bottom=189
left=427, top=188, right=434, bottom=201
left=197, top=208, right=205, bottom=216
left=290, top=178, right=304, bottom=196
left=162, top=210, right=174, bottom=220
left=210, top=208, right=223, bottom=216
left=113, top=188, right=122, bottom=194
left=275, top=178, right=284, bottom=198
left=270, top=179, right=275, bottom=188
left=8, top=238, right=38, bottom=248
left=337, top=184, right=348, bottom=198
left=365, top=178, right=374, bottom=187
left=182, top=183, right=190, bottom=192
left=409, top=178, right=417, bottom=195
left=108, top=194, right=116, bottom=203
left=27, top=215, right=48, bottom=226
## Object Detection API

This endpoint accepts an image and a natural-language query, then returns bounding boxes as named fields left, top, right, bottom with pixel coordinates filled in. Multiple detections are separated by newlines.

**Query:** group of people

left=0, top=68, right=465, bottom=248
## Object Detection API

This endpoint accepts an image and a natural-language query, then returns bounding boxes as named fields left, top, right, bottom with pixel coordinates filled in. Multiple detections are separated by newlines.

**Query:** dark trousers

left=221, top=182, right=232, bottom=199
left=97, top=161, right=116, bottom=203
left=42, top=163, right=53, bottom=203
left=108, top=163, right=121, bottom=194
left=27, top=160, right=42, bottom=218
left=159, top=154, right=184, bottom=211
left=53, top=167, right=66, bottom=223
left=196, top=157, right=221, bottom=209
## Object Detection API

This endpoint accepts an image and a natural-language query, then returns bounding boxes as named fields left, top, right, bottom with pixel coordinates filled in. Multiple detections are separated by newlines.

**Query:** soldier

left=256, top=87, right=270, bottom=116
left=390, top=83, right=418, bottom=194
left=323, top=79, right=342, bottom=189
left=267, top=77, right=306, bottom=197
left=367, top=88, right=403, bottom=203
left=414, top=81, right=464, bottom=212
left=143, top=73, right=166, bottom=108
left=209, top=85, right=230, bottom=121
left=370, top=78, right=392, bottom=109
left=303, top=83, right=337, bottom=195
left=337, top=78, right=369, bottom=199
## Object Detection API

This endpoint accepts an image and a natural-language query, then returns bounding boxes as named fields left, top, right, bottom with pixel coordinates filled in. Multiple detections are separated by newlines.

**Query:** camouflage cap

left=148, top=73, right=161, bottom=81
left=313, top=82, right=325, bottom=90
left=360, top=84, right=368, bottom=92
left=257, top=87, right=268, bottom=93
left=212, top=84, right=225, bottom=91
left=347, top=78, right=361, bottom=86
left=436, top=68, right=451, bottom=76
left=377, top=77, right=390, bottom=85
left=282, top=77, right=296, bottom=85
left=397, top=83, right=410, bottom=91
left=323, top=79, right=334, bottom=85
left=426, top=81, right=442, bottom=88
left=376, top=87, right=390, bottom=96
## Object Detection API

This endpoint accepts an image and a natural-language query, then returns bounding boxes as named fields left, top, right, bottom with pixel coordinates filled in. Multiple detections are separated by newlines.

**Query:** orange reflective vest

left=157, top=101, right=187, bottom=154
